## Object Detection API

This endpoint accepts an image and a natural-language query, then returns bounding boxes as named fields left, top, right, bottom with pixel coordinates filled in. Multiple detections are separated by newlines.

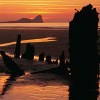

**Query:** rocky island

left=0, top=15, right=43, bottom=23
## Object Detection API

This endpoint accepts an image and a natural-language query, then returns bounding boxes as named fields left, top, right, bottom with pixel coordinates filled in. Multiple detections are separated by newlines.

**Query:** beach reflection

left=0, top=73, right=69, bottom=100
left=0, top=37, right=57, bottom=47
left=0, top=74, right=10, bottom=95
left=1, top=85, right=68, bottom=100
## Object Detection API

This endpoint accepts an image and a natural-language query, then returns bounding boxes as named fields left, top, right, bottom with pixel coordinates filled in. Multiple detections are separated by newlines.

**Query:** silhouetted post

left=0, top=51, right=25, bottom=76
left=46, top=55, right=51, bottom=64
left=69, top=4, right=99, bottom=100
left=14, top=34, right=21, bottom=58
left=22, top=43, right=35, bottom=60
left=39, top=52, right=45, bottom=61
left=56, top=58, right=58, bottom=65
left=59, top=51, right=65, bottom=66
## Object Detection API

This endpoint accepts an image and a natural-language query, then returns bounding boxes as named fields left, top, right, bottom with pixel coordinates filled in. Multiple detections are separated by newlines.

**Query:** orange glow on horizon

left=0, top=0, right=99, bottom=22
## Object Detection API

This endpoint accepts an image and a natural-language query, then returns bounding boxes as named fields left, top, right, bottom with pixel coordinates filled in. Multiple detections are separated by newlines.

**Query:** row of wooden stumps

left=14, top=35, right=70, bottom=78
left=69, top=4, right=99, bottom=100
left=0, top=33, right=70, bottom=78
left=14, top=34, right=68, bottom=65
left=31, top=51, right=70, bottom=79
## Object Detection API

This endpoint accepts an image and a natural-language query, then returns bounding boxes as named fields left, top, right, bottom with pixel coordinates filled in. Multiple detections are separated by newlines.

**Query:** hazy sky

left=0, top=0, right=100, bottom=22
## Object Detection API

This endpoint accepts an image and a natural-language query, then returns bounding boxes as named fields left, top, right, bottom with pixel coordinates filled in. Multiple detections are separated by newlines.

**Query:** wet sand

left=0, top=72, right=99, bottom=100
left=0, top=57, right=70, bottom=100
left=0, top=74, right=10, bottom=95
left=0, top=56, right=99, bottom=100
left=0, top=73, right=69, bottom=100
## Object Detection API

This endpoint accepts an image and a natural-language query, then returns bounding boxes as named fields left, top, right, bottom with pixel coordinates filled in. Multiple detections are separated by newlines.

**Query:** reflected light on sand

left=1, top=85, right=69, bottom=100
left=0, top=37, right=57, bottom=47
left=0, top=72, right=69, bottom=100
left=0, top=75, right=10, bottom=94
left=5, top=52, right=39, bottom=60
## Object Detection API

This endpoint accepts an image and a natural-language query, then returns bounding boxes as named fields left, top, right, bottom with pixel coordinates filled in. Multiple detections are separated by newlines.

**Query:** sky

left=0, top=0, right=100, bottom=22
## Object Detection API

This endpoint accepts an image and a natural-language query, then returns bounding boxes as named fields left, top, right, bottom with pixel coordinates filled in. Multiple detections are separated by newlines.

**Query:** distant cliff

left=1, top=15, right=44, bottom=23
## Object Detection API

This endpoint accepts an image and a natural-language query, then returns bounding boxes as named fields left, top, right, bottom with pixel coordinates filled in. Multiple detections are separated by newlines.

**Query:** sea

left=0, top=23, right=69, bottom=60
left=0, top=23, right=69, bottom=29
left=0, top=22, right=99, bottom=58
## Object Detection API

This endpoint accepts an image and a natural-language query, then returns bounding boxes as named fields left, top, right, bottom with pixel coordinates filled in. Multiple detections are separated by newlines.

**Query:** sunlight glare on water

left=0, top=37, right=57, bottom=47
left=0, top=23, right=69, bottom=29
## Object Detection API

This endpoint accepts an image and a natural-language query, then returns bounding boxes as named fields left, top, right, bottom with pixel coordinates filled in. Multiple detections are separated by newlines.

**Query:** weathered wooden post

left=59, top=51, right=65, bottom=66
left=22, top=43, right=35, bottom=60
left=46, top=55, right=51, bottom=64
left=14, top=34, right=21, bottom=58
left=39, top=52, right=45, bottom=61
left=69, top=4, right=99, bottom=100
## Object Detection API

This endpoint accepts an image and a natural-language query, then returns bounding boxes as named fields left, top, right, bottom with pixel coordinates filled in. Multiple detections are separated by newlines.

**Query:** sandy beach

left=0, top=73, right=69, bottom=100
left=0, top=56, right=69, bottom=100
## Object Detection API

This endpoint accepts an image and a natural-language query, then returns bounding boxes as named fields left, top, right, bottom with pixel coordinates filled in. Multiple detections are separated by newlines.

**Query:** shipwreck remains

left=0, top=51, right=25, bottom=76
